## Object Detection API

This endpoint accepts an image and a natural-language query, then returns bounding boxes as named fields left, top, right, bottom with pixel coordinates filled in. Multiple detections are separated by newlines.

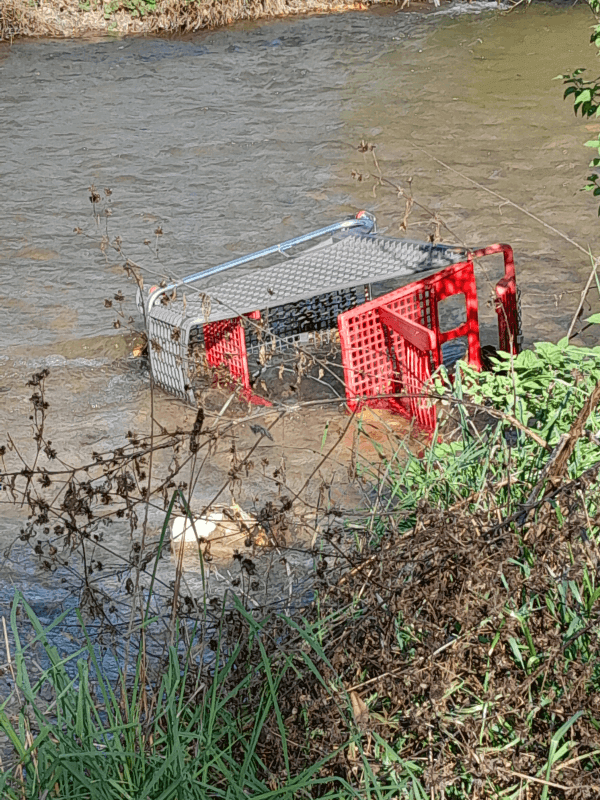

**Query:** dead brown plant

left=0, top=0, right=426, bottom=41
left=211, top=468, right=600, bottom=797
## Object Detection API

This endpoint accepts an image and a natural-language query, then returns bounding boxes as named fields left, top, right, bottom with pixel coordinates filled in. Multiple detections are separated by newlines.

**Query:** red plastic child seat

left=338, top=244, right=519, bottom=430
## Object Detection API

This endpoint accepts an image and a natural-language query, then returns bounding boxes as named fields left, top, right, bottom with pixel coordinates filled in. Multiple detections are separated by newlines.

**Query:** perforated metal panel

left=178, top=234, right=466, bottom=326
left=146, top=306, right=193, bottom=402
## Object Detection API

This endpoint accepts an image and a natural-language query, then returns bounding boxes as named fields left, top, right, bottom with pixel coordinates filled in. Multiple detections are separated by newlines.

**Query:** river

left=0, top=2, right=599, bottom=661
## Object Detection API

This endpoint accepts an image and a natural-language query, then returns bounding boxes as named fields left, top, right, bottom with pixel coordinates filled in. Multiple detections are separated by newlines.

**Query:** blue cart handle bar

left=145, top=211, right=376, bottom=313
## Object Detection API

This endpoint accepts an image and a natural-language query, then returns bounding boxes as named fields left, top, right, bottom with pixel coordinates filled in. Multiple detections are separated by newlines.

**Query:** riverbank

left=2, top=339, right=600, bottom=798
left=0, top=0, right=422, bottom=41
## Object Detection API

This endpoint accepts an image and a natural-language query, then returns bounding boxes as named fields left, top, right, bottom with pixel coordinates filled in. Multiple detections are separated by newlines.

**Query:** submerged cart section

left=138, top=214, right=521, bottom=431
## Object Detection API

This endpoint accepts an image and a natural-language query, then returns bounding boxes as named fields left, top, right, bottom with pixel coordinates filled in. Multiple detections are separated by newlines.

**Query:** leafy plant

left=103, top=0, right=157, bottom=19
left=558, top=0, right=600, bottom=211
left=359, top=338, right=600, bottom=542
left=460, top=339, right=600, bottom=453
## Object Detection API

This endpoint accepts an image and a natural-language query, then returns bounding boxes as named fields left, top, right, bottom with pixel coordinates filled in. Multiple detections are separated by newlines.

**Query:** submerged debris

left=170, top=503, right=270, bottom=553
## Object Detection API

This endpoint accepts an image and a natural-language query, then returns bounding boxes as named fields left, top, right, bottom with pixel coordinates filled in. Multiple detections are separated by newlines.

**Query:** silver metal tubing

left=146, top=212, right=376, bottom=313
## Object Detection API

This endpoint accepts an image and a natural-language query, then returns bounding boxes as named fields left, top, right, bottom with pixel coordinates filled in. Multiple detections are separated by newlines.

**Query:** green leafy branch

left=558, top=0, right=600, bottom=211
left=102, top=0, right=157, bottom=19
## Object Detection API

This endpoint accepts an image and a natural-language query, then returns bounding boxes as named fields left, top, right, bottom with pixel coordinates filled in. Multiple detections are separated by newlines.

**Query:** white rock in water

left=171, top=513, right=222, bottom=543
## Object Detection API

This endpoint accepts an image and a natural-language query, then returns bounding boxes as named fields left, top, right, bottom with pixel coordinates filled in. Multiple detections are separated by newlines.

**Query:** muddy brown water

left=1, top=3, right=600, bottom=665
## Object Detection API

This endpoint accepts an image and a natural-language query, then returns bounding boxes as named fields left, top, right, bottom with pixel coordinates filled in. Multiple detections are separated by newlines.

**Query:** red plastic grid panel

left=204, top=316, right=250, bottom=387
left=401, top=338, right=437, bottom=430
left=379, top=307, right=438, bottom=428
left=203, top=311, right=272, bottom=405
left=338, top=260, right=482, bottom=428
left=337, top=283, right=439, bottom=415
left=336, top=306, right=394, bottom=412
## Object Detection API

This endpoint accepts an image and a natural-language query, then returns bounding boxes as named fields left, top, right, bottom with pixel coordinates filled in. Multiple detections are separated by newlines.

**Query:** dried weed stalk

left=211, top=469, right=600, bottom=797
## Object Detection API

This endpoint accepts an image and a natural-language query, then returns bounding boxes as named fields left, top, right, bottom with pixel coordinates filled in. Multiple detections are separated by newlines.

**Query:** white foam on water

left=88, top=371, right=149, bottom=408
left=15, top=354, right=110, bottom=369
left=433, top=1, right=509, bottom=16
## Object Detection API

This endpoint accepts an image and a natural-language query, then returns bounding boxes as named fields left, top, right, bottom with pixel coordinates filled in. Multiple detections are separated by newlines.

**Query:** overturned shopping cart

left=138, top=212, right=521, bottom=430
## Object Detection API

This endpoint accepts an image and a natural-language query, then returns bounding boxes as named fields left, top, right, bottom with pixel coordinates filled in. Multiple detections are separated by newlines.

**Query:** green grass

left=0, top=593, right=345, bottom=800
left=0, top=592, right=435, bottom=799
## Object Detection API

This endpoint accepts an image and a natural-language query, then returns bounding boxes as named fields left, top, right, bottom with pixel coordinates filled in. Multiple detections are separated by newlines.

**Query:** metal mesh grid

left=146, top=307, right=191, bottom=402
left=245, top=286, right=366, bottom=355
left=177, top=235, right=466, bottom=326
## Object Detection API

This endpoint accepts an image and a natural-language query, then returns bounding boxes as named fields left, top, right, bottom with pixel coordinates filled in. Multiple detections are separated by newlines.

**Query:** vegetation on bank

left=0, top=0, right=397, bottom=41
left=2, top=337, right=600, bottom=798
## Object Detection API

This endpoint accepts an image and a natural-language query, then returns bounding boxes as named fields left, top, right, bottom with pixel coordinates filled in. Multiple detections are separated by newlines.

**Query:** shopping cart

left=137, top=212, right=520, bottom=429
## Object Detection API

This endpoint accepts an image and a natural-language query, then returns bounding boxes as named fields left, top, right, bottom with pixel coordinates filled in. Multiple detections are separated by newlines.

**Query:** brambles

left=266, top=485, right=600, bottom=795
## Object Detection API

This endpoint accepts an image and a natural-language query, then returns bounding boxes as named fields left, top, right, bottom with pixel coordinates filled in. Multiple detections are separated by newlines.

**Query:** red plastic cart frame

left=203, top=311, right=272, bottom=406
left=338, top=244, right=520, bottom=429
